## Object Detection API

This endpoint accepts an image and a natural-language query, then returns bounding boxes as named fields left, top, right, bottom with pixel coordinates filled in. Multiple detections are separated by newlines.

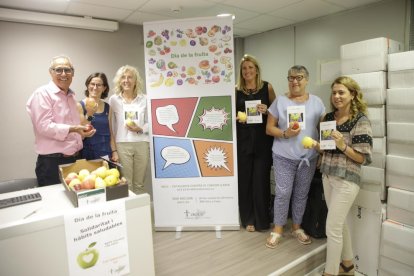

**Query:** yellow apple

left=104, top=175, right=118, bottom=187
left=302, top=136, right=315, bottom=148
left=107, top=168, right=120, bottom=179
left=94, top=166, right=107, bottom=179
left=69, top=178, right=82, bottom=190
left=95, top=177, right=106, bottom=189
left=237, top=111, right=247, bottom=122
left=78, top=169, right=90, bottom=181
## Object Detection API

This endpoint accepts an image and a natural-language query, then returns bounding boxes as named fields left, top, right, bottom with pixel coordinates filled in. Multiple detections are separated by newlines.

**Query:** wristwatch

left=86, top=115, right=94, bottom=122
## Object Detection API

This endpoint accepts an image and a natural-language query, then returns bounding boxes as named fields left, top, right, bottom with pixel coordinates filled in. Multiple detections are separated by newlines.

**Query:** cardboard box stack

left=380, top=50, right=414, bottom=275
left=340, top=37, right=403, bottom=276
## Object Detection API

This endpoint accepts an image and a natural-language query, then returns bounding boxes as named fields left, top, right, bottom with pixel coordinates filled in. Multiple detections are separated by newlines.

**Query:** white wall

left=0, top=21, right=145, bottom=182
left=244, top=0, right=408, bottom=108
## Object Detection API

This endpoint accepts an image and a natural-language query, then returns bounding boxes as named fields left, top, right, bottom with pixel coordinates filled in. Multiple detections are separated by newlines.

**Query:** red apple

left=81, top=175, right=96, bottom=189
left=85, top=124, right=94, bottom=132
left=65, top=172, right=78, bottom=185
left=292, top=122, right=299, bottom=130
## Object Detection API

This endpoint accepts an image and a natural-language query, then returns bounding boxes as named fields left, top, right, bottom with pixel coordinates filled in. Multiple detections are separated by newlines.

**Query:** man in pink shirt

left=27, top=55, right=95, bottom=186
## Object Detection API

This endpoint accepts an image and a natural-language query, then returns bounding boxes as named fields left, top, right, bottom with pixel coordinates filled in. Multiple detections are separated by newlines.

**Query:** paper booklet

left=320, top=121, right=337, bottom=150
left=245, top=100, right=262, bottom=124
left=287, top=105, right=306, bottom=130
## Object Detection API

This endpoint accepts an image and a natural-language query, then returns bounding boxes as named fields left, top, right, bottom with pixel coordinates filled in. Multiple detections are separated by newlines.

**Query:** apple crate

left=59, top=159, right=128, bottom=207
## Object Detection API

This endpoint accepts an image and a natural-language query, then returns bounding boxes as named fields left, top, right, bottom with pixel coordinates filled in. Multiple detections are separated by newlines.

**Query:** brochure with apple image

left=64, top=200, right=130, bottom=276
left=287, top=105, right=306, bottom=130
left=245, top=100, right=262, bottom=124
left=320, top=121, right=337, bottom=150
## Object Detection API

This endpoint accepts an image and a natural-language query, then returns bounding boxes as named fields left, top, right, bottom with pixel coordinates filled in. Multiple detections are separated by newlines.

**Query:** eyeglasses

left=287, top=75, right=305, bottom=82
left=89, top=83, right=103, bottom=88
left=51, top=67, right=73, bottom=74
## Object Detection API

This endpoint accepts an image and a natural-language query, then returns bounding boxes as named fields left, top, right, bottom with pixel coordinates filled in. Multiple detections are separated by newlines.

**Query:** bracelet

left=282, top=131, right=288, bottom=139
left=341, top=144, right=348, bottom=152
left=112, top=150, right=117, bottom=153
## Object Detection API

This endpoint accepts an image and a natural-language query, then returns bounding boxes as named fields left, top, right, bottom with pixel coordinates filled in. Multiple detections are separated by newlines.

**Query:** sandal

left=338, top=263, right=354, bottom=276
left=265, top=232, right=282, bottom=249
left=291, top=228, right=312, bottom=245
left=246, top=225, right=255, bottom=232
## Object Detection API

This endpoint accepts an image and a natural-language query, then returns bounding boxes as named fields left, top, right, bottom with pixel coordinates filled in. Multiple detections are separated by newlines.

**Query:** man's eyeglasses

left=287, top=75, right=304, bottom=82
left=89, top=83, right=103, bottom=88
left=51, top=67, right=73, bottom=74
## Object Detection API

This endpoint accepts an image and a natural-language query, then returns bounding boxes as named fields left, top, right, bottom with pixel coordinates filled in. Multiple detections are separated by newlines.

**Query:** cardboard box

left=387, top=187, right=414, bottom=228
left=59, top=159, right=128, bottom=207
left=387, top=88, right=414, bottom=123
left=388, top=69, right=414, bottom=89
left=370, top=137, right=386, bottom=169
left=346, top=71, right=386, bottom=105
left=380, top=220, right=414, bottom=269
left=388, top=50, right=414, bottom=71
left=360, top=166, right=386, bottom=200
left=387, top=123, right=414, bottom=158
left=348, top=203, right=385, bottom=276
left=368, top=105, right=386, bottom=137
left=379, top=255, right=414, bottom=276
left=386, top=155, right=414, bottom=192
left=340, top=37, right=402, bottom=74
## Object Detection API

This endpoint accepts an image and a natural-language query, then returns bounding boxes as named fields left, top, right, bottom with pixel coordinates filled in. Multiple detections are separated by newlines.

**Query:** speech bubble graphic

left=156, top=105, right=179, bottom=132
left=161, top=146, right=190, bottom=169
left=198, top=107, right=229, bottom=131
left=204, top=147, right=230, bottom=171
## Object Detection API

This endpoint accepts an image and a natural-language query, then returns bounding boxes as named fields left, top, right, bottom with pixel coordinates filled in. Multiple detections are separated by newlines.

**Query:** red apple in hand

left=292, top=122, right=299, bottom=130
left=85, top=124, right=94, bottom=132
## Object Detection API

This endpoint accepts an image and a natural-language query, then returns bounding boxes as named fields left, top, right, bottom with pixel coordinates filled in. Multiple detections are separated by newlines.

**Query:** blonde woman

left=308, top=76, right=372, bottom=276
left=109, top=65, right=149, bottom=194
left=236, top=54, right=276, bottom=232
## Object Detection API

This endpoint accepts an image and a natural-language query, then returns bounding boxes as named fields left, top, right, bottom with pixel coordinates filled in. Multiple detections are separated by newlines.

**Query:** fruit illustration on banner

left=302, top=136, right=314, bottom=148
left=77, top=242, right=99, bottom=269
left=237, top=111, right=247, bottom=122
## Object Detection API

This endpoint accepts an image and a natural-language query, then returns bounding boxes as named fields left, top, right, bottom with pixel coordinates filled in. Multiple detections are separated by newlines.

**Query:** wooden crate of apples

left=59, top=159, right=128, bottom=206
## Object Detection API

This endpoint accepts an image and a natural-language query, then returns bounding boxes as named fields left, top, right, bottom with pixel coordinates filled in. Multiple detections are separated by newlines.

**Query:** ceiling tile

left=220, top=0, right=303, bottom=14
left=67, top=3, right=132, bottom=21
left=138, top=0, right=216, bottom=18
left=124, top=11, right=175, bottom=25
left=322, top=0, right=381, bottom=9
left=0, top=0, right=69, bottom=14
left=71, top=0, right=148, bottom=10
left=270, top=0, right=344, bottom=22
left=236, top=14, right=295, bottom=32
left=193, top=4, right=260, bottom=23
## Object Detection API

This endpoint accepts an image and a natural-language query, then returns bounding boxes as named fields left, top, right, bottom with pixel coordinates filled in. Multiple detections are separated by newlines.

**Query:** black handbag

left=301, top=169, right=327, bottom=238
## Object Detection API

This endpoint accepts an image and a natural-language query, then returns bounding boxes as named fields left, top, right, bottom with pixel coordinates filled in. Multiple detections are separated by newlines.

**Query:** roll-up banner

left=143, top=17, right=239, bottom=230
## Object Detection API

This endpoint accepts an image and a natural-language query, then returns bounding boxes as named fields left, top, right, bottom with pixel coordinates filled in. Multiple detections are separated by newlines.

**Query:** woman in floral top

left=309, top=76, right=372, bottom=276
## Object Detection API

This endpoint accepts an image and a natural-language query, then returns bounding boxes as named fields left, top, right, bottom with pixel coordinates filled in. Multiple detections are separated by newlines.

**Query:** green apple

left=302, top=136, right=315, bottom=148
left=77, top=242, right=99, bottom=269
left=95, top=177, right=106, bottom=189
left=125, top=118, right=135, bottom=127
left=107, top=168, right=120, bottom=179
left=237, top=111, right=247, bottom=122
left=78, top=169, right=90, bottom=182
left=104, top=174, right=118, bottom=187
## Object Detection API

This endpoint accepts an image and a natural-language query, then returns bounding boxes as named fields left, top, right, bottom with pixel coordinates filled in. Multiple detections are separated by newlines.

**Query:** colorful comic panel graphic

left=193, top=140, right=234, bottom=177
left=153, top=137, right=200, bottom=178
left=187, top=96, right=232, bottom=141
left=151, top=98, right=198, bottom=137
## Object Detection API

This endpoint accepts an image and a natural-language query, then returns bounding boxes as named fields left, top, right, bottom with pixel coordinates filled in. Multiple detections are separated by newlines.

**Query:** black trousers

left=35, top=154, right=78, bottom=186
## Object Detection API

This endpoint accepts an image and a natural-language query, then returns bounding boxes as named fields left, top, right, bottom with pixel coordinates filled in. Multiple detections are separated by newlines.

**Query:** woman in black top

left=236, top=54, right=276, bottom=231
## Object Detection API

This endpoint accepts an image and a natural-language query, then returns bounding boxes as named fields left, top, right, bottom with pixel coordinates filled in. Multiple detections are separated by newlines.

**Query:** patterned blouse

left=320, top=111, right=373, bottom=185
